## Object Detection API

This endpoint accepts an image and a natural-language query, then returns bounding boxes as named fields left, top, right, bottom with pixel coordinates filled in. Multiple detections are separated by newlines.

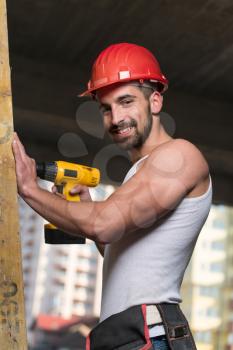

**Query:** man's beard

left=109, top=106, right=153, bottom=151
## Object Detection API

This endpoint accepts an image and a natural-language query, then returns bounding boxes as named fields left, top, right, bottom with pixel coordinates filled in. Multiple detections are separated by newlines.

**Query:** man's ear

left=149, top=91, right=163, bottom=115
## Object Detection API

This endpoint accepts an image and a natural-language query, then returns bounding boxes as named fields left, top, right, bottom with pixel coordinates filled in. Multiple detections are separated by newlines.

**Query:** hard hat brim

left=78, top=76, right=168, bottom=97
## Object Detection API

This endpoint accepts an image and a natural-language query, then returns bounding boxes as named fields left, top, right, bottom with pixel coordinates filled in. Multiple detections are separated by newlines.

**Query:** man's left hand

left=12, top=132, right=38, bottom=198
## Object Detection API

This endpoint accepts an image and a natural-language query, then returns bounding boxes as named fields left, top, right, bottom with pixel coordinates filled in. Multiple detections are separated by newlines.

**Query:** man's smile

left=109, top=119, right=138, bottom=139
left=113, top=126, right=134, bottom=136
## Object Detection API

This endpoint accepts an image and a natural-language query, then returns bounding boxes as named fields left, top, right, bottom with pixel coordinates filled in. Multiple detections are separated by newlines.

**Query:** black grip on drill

left=45, top=227, right=86, bottom=244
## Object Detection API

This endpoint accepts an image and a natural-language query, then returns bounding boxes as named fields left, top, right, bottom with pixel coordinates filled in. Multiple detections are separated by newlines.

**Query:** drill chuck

left=36, top=162, right=57, bottom=182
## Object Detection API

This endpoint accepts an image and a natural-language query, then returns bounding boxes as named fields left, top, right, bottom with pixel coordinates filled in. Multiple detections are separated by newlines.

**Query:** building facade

left=181, top=205, right=233, bottom=350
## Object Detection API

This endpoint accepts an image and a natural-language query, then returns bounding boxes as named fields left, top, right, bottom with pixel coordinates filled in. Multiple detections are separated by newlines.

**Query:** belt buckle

left=169, top=325, right=188, bottom=338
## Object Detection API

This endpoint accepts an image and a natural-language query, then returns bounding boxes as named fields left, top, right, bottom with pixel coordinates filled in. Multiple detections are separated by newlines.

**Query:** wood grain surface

left=0, top=0, right=27, bottom=348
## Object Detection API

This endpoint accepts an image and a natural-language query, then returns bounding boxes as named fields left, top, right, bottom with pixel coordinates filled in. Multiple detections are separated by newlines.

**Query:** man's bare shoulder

left=173, top=138, right=209, bottom=174
left=144, top=138, right=209, bottom=184
left=151, top=138, right=204, bottom=156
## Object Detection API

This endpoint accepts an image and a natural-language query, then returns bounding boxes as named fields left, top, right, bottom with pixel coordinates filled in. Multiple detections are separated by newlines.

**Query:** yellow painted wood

left=0, top=0, right=28, bottom=348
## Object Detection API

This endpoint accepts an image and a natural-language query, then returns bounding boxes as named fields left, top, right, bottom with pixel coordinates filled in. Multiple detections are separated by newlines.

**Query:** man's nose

left=111, top=105, right=124, bottom=125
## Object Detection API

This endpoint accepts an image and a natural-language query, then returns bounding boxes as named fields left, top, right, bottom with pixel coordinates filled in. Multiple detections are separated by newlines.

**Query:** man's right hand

left=52, top=184, right=105, bottom=257
left=51, top=184, right=92, bottom=201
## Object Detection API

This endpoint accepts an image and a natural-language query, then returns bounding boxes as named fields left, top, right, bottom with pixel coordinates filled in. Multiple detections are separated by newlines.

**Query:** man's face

left=97, top=84, right=153, bottom=151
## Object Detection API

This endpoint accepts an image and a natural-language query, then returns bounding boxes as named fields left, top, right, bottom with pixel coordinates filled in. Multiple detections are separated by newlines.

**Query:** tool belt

left=86, top=303, right=197, bottom=350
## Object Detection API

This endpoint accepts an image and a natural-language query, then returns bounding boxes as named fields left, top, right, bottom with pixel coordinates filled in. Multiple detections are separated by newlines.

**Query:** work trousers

left=150, top=335, right=169, bottom=349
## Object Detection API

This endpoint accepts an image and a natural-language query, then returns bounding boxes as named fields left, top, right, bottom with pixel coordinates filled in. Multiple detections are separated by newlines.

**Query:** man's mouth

left=109, top=120, right=137, bottom=139
left=115, top=126, right=133, bottom=135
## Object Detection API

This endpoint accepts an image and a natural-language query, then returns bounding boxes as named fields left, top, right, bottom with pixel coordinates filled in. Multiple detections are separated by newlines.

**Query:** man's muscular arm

left=12, top=134, right=209, bottom=245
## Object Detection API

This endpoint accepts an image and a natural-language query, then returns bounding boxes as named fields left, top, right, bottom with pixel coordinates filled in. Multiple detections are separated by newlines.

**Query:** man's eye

left=122, top=99, right=133, bottom=106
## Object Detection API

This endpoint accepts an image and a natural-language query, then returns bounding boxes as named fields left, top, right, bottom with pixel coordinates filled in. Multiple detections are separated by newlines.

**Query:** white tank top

left=100, top=155, right=212, bottom=322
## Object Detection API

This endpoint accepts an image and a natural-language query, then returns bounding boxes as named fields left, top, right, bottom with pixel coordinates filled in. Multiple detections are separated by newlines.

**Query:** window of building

left=85, top=303, right=93, bottom=314
left=199, top=286, right=219, bottom=297
left=210, top=262, right=224, bottom=273
left=213, top=218, right=226, bottom=229
left=25, top=239, right=34, bottom=247
left=28, top=227, right=36, bottom=234
left=211, top=240, right=225, bottom=250
left=195, top=331, right=212, bottom=343
left=29, top=213, right=37, bottom=220
left=206, top=307, right=218, bottom=317
left=53, top=278, right=65, bottom=288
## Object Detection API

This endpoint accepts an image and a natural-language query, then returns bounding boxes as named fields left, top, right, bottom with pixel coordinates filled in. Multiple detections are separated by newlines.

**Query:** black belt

left=86, top=303, right=197, bottom=350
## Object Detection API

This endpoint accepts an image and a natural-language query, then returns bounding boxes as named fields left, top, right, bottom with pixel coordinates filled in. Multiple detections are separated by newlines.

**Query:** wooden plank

left=0, top=0, right=28, bottom=348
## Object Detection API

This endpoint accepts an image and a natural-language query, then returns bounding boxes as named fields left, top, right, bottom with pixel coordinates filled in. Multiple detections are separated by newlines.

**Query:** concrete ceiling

left=6, top=0, right=233, bottom=205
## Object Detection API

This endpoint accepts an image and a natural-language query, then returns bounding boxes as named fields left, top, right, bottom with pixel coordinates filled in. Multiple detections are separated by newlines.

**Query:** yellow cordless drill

left=36, top=161, right=100, bottom=244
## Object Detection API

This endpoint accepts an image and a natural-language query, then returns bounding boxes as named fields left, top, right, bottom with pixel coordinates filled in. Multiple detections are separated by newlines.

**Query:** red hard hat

left=79, top=43, right=168, bottom=97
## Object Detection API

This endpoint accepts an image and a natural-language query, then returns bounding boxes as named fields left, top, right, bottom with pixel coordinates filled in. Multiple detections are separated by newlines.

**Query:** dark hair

left=129, top=80, right=163, bottom=100
left=93, top=80, right=163, bottom=101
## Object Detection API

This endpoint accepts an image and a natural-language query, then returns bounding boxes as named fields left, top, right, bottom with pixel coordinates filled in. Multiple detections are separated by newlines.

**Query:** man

left=13, top=43, right=212, bottom=350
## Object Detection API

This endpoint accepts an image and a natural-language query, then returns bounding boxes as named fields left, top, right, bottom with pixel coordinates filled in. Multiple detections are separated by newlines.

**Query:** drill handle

left=46, top=182, right=84, bottom=244
left=56, top=184, right=64, bottom=196
left=59, top=182, right=81, bottom=202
